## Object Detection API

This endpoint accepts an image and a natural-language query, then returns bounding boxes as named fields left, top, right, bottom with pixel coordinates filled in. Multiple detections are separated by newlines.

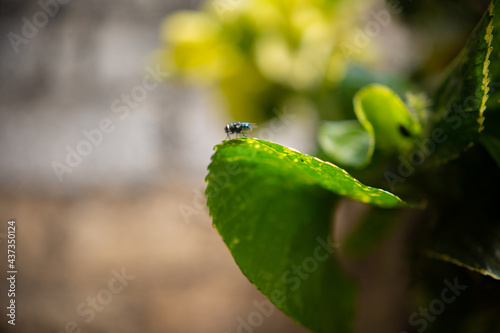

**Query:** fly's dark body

left=224, top=122, right=254, bottom=139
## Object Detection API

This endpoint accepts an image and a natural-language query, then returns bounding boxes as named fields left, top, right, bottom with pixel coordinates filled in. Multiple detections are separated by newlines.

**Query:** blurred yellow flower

left=157, top=0, right=375, bottom=122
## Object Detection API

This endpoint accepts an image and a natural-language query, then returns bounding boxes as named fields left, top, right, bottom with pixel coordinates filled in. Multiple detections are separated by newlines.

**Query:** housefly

left=224, top=122, right=255, bottom=139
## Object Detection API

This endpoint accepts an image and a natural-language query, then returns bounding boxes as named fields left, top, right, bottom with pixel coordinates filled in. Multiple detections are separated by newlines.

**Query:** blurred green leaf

left=353, top=84, right=423, bottom=156
left=318, top=120, right=371, bottom=168
left=427, top=1, right=494, bottom=163
left=324, top=64, right=414, bottom=121
left=424, top=215, right=500, bottom=281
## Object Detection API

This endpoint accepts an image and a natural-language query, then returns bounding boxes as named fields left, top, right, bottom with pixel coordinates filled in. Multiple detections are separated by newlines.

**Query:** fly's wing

left=243, top=123, right=257, bottom=132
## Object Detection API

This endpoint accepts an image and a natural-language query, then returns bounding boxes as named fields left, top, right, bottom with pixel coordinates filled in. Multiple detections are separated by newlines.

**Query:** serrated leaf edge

left=207, top=138, right=407, bottom=208
left=478, top=1, right=495, bottom=132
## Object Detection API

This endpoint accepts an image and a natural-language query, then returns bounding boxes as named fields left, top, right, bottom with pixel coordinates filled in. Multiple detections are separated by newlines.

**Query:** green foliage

left=417, top=0, right=500, bottom=285
left=318, top=120, right=371, bottom=168
left=318, top=84, right=425, bottom=168
left=428, top=2, right=493, bottom=163
left=481, top=0, right=500, bottom=167
left=354, top=84, right=423, bottom=154
left=160, top=0, right=500, bottom=331
left=206, top=138, right=405, bottom=332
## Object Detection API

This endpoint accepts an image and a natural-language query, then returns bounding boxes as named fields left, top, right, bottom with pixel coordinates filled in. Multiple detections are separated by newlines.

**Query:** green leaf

left=324, top=64, right=412, bottom=121
left=317, top=120, right=371, bottom=168
left=481, top=0, right=500, bottom=166
left=479, top=106, right=500, bottom=166
left=206, top=138, right=406, bottom=333
left=353, top=84, right=422, bottom=155
left=480, top=132, right=500, bottom=166
left=422, top=145, right=500, bottom=280
left=428, top=1, right=494, bottom=163
left=424, top=218, right=500, bottom=281
left=485, top=0, right=500, bottom=113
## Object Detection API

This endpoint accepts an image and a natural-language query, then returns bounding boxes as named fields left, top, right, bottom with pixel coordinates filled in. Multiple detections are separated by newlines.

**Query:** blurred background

left=0, top=0, right=490, bottom=332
